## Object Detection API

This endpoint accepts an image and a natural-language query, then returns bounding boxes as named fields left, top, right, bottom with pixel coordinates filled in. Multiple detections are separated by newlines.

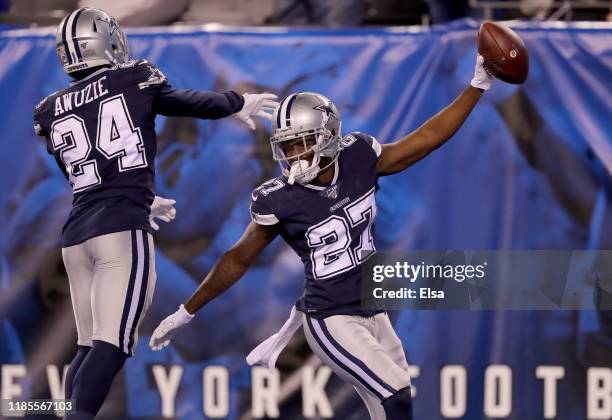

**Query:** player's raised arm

left=149, top=221, right=279, bottom=350
left=376, top=55, right=492, bottom=176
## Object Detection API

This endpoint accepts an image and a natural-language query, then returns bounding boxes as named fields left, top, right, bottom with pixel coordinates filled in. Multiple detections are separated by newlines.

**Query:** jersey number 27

left=306, top=188, right=377, bottom=279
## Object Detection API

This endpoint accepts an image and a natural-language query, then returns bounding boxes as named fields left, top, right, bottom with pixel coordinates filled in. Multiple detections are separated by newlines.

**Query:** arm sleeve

left=33, top=121, right=44, bottom=136
left=153, top=84, right=245, bottom=119
left=249, top=190, right=280, bottom=226
left=33, top=99, right=47, bottom=136
left=132, top=59, right=244, bottom=119
left=33, top=102, right=54, bottom=155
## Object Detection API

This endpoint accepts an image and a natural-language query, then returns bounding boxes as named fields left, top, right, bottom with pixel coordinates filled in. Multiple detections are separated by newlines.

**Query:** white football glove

left=149, top=305, right=194, bottom=351
left=234, top=93, right=279, bottom=130
left=149, top=196, right=176, bottom=231
left=470, top=55, right=493, bottom=91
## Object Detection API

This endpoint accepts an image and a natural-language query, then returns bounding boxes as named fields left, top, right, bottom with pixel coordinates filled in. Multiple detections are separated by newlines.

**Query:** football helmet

left=270, top=92, right=341, bottom=185
left=56, top=8, right=129, bottom=75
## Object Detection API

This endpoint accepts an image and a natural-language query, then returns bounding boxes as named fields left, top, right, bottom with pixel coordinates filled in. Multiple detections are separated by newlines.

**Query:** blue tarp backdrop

left=0, top=19, right=611, bottom=419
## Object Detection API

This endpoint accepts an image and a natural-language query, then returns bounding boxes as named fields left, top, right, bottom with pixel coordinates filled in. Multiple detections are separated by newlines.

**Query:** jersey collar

left=69, top=67, right=110, bottom=86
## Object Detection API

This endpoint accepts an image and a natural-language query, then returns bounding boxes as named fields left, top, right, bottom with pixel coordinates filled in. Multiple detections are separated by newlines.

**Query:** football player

left=149, top=56, right=493, bottom=419
left=32, top=7, right=278, bottom=420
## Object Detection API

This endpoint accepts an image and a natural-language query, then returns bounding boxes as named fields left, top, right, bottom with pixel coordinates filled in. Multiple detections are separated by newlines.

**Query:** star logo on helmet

left=313, top=104, right=337, bottom=120
left=96, top=17, right=118, bottom=35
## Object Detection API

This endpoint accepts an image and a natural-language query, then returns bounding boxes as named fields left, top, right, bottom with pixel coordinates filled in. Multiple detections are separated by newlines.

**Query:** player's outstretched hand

left=234, top=93, right=279, bottom=130
left=149, top=305, right=195, bottom=351
left=470, top=55, right=493, bottom=91
left=149, top=196, right=176, bottom=231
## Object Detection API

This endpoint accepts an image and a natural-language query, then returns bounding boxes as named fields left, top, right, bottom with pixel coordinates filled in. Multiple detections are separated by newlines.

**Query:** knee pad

left=382, top=386, right=413, bottom=420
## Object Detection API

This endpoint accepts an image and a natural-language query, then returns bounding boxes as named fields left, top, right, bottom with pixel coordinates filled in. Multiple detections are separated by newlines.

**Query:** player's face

left=283, top=134, right=317, bottom=164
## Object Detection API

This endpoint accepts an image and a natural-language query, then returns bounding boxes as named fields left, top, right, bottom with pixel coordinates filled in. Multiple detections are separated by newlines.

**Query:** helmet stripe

left=60, top=15, right=72, bottom=64
left=276, top=94, right=295, bottom=128
left=285, top=94, right=298, bottom=127
left=276, top=96, right=288, bottom=129
left=64, top=10, right=79, bottom=65
left=70, top=8, right=86, bottom=61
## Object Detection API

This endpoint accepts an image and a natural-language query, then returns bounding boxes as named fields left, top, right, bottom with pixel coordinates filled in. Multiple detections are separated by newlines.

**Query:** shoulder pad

left=252, top=178, right=286, bottom=200
left=111, top=59, right=167, bottom=89
left=342, top=131, right=382, bottom=157
left=34, top=89, right=60, bottom=114
left=250, top=178, right=286, bottom=225
left=135, top=60, right=167, bottom=90
left=112, top=59, right=142, bottom=70
left=34, top=96, right=48, bottom=111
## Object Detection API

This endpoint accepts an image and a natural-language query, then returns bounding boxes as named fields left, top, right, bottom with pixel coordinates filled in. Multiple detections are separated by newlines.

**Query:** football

left=477, top=21, right=529, bottom=84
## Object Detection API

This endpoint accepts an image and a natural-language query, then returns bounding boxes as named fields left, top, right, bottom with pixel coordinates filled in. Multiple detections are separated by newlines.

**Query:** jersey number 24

left=50, top=94, right=147, bottom=192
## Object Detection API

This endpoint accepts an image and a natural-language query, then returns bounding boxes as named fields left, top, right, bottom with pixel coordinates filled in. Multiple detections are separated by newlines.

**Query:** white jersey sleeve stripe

left=370, top=136, right=382, bottom=157
left=251, top=212, right=279, bottom=225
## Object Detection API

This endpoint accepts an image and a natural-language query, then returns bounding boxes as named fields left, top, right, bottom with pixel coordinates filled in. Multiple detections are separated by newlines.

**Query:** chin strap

left=104, top=50, right=118, bottom=66
left=288, top=159, right=318, bottom=185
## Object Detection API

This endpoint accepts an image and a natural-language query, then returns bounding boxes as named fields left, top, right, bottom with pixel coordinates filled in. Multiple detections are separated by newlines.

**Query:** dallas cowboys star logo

left=96, top=17, right=118, bottom=36
left=313, top=103, right=338, bottom=120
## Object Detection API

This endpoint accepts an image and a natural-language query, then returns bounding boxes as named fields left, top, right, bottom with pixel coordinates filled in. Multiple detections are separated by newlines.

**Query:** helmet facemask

left=271, top=126, right=340, bottom=185
left=105, top=16, right=129, bottom=65
left=270, top=92, right=342, bottom=185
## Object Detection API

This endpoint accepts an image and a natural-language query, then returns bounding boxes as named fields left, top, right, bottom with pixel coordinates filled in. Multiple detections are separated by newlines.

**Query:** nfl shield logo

left=321, top=184, right=339, bottom=200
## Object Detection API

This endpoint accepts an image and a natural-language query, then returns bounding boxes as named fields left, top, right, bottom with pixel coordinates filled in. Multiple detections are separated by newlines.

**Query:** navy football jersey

left=250, top=132, right=384, bottom=318
left=33, top=59, right=243, bottom=247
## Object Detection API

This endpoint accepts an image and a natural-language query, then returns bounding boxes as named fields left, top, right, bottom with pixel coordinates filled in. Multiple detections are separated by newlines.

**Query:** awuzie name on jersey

left=53, top=76, right=110, bottom=116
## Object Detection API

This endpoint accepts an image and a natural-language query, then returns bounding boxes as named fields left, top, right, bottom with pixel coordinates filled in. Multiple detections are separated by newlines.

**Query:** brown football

left=477, top=21, right=529, bottom=84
